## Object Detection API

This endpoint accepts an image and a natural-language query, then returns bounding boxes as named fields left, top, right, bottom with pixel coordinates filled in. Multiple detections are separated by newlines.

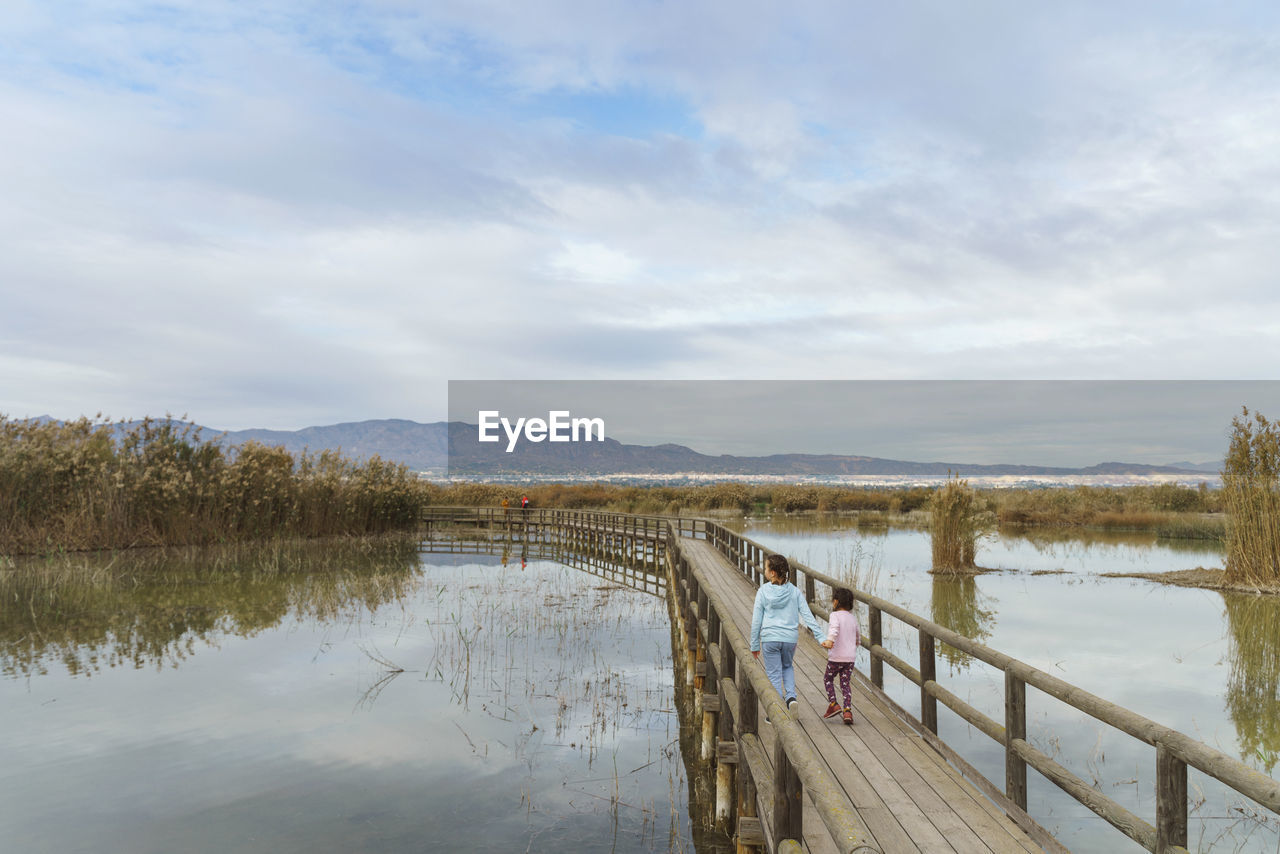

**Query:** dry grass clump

left=930, top=475, right=982, bottom=572
left=1222, top=408, right=1280, bottom=587
left=0, top=415, right=425, bottom=554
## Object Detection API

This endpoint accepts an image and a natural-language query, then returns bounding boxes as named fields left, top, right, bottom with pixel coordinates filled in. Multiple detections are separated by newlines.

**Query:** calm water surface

left=0, top=537, right=722, bottom=854
left=3, top=522, right=1276, bottom=853
left=720, top=515, right=1279, bottom=853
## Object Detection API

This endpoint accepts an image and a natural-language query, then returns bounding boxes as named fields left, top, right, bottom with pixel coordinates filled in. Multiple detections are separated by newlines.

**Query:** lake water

left=719, top=515, right=1280, bottom=853
left=0, top=537, right=726, bottom=854
left=2, top=522, right=1276, bottom=853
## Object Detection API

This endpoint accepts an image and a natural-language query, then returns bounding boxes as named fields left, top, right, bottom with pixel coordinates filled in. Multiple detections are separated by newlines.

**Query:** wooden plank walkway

left=681, top=536, right=1044, bottom=854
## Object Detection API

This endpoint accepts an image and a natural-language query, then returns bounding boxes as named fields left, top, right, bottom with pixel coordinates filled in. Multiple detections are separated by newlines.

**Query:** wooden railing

left=671, top=517, right=1280, bottom=854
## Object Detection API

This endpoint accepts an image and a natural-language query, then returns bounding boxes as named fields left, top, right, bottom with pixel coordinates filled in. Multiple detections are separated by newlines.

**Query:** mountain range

left=107, top=417, right=1215, bottom=478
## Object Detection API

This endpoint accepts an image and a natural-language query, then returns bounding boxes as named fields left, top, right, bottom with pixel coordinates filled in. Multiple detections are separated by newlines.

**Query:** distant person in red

left=521, top=495, right=529, bottom=509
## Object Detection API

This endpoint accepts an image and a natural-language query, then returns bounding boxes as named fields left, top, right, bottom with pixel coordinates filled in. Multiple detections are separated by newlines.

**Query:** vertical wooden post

left=701, top=597, right=717, bottom=760
left=716, top=696, right=736, bottom=829
left=774, top=738, right=803, bottom=844
left=703, top=660, right=718, bottom=761
left=1156, top=744, right=1188, bottom=851
left=688, top=576, right=702, bottom=694
left=869, top=606, right=883, bottom=688
left=919, top=631, right=937, bottom=734
left=1005, top=669, right=1028, bottom=810
left=736, top=669, right=760, bottom=854
left=804, top=571, right=816, bottom=609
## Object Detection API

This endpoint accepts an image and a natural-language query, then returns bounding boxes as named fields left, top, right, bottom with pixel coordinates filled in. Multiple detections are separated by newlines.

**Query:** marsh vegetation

left=0, top=415, right=423, bottom=554
left=1223, top=407, right=1280, bottom=588
left=928, top=474, right=983, bottom=571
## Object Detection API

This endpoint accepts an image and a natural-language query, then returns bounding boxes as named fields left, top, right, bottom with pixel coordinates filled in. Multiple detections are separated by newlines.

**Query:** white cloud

left=3, top=2, right=1280, bottom=426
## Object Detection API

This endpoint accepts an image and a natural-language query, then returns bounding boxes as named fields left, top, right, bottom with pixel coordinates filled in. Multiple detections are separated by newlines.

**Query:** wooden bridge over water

left=423, top=508, right=1280, bottom=853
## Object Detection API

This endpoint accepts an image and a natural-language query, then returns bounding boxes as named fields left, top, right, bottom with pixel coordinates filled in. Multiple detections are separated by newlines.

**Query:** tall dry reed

left=0, top=415, right=425, bottom=554
left=930, top=474, right=980, bottom=572
left=1222, top=407, right=1280, bottom=587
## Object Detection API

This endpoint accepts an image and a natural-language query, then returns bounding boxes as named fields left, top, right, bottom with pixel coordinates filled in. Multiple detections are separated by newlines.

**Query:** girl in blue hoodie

left=750, top=554, right=825, bottom=711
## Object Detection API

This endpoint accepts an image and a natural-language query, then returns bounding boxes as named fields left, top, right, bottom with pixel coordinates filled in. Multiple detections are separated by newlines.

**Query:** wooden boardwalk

left=680, top=537, right=1042, bottom=854
left=421, top=507, right=1279, bottom=853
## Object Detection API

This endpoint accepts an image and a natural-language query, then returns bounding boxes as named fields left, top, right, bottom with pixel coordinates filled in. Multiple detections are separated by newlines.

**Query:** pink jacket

left=826, top=610, right=860, bottom=662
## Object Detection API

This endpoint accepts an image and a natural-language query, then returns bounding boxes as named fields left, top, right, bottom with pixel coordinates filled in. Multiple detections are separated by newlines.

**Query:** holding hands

left=821, top=639, right=834, bottom=649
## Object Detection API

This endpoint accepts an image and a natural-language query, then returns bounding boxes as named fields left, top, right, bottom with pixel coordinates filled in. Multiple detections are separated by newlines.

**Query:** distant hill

left=54, top=417, right=1203, bottom=478
left=1166, top=460, right=1223, bottom=474
left=222, top=419, right=448, bottom=472
left=98, top=418, right=450, bottom=472
left=442, top=422, right=1199, bottom=477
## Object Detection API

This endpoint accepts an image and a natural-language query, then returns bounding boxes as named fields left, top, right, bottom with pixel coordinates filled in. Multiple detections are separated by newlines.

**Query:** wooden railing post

left=804, top=571, right=816, bottom=608
left=687, top=570, right=700, bottom=688
left=774, top=738, right=803, bottom=844
left=868, top=606, right=883, bottom=688
left=1005, top=669, right=1028, bottom=810
left=920, top=630, right=937, bottom=735
left=1156, top=743, right=1188, bottom=851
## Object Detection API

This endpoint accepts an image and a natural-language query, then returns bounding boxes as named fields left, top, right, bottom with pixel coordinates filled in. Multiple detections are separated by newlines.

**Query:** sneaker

left=786, top=697, right=798, bottom=711
left=842, top=708, right=853, bottom=726
left=823, top=702, right=841, bottom=719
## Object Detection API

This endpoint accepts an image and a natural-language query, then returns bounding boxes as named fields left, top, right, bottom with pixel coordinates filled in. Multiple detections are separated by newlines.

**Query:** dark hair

left=832, top=587, right=854, bottom=612
left=764, top=554, right=789, bottom=583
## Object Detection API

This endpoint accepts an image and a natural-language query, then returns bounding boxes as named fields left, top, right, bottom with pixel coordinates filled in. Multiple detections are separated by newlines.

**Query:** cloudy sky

left=4, top=2, right=1280, bottom=433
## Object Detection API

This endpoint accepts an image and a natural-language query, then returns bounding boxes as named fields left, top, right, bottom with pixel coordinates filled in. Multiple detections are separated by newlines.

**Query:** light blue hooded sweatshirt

left=749, top=582, right=824, bottom=651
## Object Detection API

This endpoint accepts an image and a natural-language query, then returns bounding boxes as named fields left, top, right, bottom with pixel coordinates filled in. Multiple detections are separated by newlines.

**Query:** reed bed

left=424, top=481, right=1225, bottom=538
left=990, top=482, right=1223, bottom=528
left=1223, top=408, right=1280, bottom=587
left=424, top=482, right=935, bottom=516
left=0, top=415, right=425, bottom=554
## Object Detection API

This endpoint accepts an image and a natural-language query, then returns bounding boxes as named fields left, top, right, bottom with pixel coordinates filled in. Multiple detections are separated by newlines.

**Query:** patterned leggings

left=824, top=661, right=854, bottom=709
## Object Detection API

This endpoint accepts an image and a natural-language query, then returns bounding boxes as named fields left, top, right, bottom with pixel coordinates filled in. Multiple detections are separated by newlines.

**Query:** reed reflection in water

left=0, top=536, right=423, bottom=679
left=1224, top=593, right=1280, bottom=775
left=0, top=534, right=723, bottom=854
left=929, top=576, right=997, bottom=672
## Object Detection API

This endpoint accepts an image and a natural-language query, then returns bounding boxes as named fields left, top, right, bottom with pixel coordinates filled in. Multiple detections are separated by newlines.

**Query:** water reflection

left=0, top=534, right=724, bottom=854
left=421, top=528, right=666, bottom=597
left=929, top=576, right=997, bottom=671
left=0, top=537, right=422, bottom=679
left=1224, top=593, right=1280, bottom=773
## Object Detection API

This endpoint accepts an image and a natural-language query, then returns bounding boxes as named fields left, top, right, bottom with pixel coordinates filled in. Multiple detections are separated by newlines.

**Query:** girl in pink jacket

left=821, top=587, right=860, bottom=725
